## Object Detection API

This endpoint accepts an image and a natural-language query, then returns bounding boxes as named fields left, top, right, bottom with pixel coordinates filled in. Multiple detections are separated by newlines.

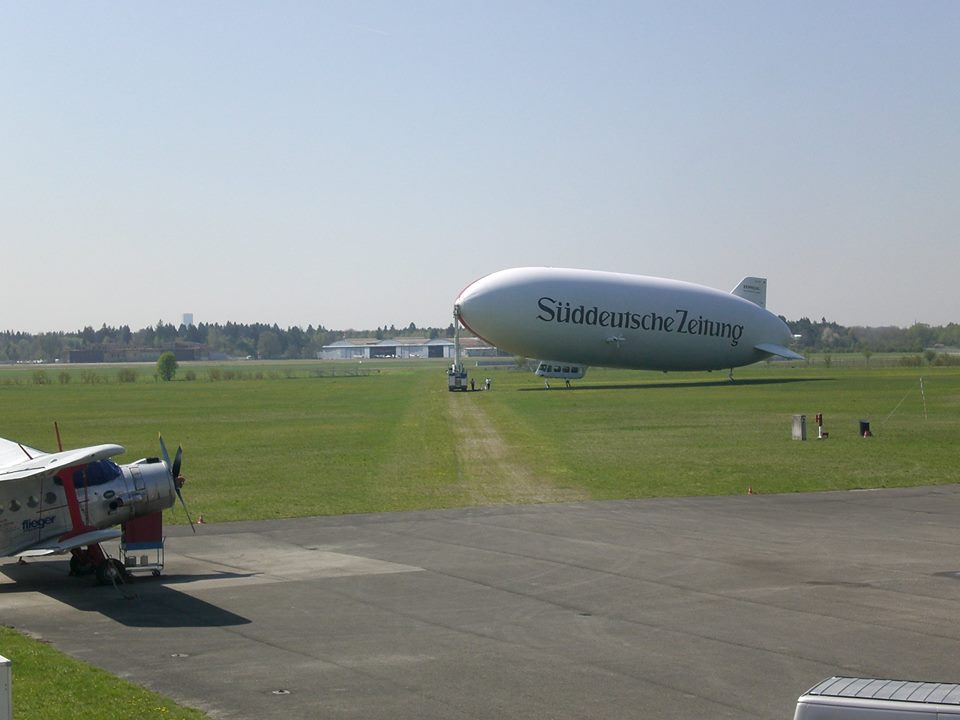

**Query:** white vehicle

left=455, top=267, right=802, bottom=381
left=447, top=363, right=469, bottom=391
left=795, top=676, right=960, bottom=718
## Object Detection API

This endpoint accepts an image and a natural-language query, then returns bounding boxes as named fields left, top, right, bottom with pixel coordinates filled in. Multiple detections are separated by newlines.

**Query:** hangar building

left=318, top=337, right=505, bottom=361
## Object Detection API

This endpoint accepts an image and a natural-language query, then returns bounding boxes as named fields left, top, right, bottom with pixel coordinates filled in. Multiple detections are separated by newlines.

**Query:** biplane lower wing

left=16, top=528, right=123, bottom=557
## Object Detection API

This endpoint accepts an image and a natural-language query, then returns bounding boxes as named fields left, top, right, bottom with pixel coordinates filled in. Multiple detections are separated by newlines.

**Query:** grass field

left=1, top=358, right=956, bottom=523
left=478, top=364, right=958, bottom=498
left=2, top=358, right=957, bottom=718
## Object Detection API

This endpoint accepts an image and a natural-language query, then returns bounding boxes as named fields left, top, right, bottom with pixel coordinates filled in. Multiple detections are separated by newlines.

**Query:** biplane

left=0, top=433, right=190, bottom=584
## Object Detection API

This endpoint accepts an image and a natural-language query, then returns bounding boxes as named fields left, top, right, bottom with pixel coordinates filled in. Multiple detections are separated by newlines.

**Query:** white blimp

left=454, top=267, right=803, bottom=383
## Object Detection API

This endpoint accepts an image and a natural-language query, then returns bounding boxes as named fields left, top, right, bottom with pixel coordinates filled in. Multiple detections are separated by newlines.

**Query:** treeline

left=0, top=321, right=456, bottom=363
left=785, top=317, right=960, bottom=353
left=2, top=318, right=959, bottom=363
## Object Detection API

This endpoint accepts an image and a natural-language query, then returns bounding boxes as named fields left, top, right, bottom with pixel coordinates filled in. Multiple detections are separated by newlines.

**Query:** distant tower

left=182, top=313, right=194, bottom=327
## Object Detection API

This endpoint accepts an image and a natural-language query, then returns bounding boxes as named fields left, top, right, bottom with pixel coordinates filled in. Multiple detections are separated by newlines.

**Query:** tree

left=157, top=351, right=178, bottom=381
left=257, top=330, right=281, bottom=359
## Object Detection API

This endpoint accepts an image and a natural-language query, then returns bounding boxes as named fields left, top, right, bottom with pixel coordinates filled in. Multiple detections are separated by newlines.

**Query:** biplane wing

left=0, top=439, right=125, bottom=484
left=0, top=436, right=46, bottom=467
left=16, top=528, right=123, bottom=557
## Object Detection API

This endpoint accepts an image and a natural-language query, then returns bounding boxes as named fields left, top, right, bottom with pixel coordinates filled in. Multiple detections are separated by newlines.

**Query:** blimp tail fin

left=755, top=343, right=805, bottom=361
left=731, top=277, right=767, bottom=308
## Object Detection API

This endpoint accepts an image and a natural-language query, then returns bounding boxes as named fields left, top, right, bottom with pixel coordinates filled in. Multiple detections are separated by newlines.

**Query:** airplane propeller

left=159, top=435, right=196, bottom=534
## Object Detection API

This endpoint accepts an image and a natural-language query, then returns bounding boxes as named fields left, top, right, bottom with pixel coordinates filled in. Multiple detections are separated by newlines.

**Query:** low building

left=318, top=338, right=455, bottom=360
left=317, top=336, right=509, bottom=361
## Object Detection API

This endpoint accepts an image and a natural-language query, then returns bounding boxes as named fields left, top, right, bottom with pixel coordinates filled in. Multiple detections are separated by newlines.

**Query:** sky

left=2, top=1, right=958, bottom=333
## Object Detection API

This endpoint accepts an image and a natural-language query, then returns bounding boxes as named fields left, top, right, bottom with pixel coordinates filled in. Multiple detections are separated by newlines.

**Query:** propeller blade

left=172, top=445, right=182, bottom=481
left=159, top=434, right=171, bottom=473
left=160, top=435, right=196, bottom=534
left=177, top=489, right=197, bottom=534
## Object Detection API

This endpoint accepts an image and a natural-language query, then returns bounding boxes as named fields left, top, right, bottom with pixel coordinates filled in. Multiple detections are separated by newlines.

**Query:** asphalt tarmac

left=4, top=486, right=960, bottom=720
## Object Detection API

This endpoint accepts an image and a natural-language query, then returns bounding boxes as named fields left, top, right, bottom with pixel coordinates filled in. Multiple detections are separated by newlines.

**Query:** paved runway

left=4, top=486, right=960, bottom=719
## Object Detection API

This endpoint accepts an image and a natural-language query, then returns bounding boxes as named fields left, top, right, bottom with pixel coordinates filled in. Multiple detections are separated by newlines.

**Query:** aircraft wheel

left=96, top=558, right=129, bottom=586
left=70, top=554, right=93, bottom=576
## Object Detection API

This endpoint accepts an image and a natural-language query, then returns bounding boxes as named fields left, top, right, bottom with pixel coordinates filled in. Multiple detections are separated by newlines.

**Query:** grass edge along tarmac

left=1, top=625, right=206, bottom=720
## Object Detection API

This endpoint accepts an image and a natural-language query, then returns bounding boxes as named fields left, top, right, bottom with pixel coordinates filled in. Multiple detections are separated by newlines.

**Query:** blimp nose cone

left=454, top=275, right=494, bottom=339
left=453, top=273, right=484, bottom=318
left=455, top=268, right=535, bottom=345
left=453, top=282, right=475, bottom=319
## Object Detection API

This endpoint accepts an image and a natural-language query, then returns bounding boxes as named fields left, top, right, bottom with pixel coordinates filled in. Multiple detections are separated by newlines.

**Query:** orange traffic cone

left=197, top=514, right=205, bottom=524
left=747, top=486, right=754, bottom=495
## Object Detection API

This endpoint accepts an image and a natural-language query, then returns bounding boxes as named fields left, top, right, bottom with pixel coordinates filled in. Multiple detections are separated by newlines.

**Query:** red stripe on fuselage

left=58, top=465, right=94, bottom=537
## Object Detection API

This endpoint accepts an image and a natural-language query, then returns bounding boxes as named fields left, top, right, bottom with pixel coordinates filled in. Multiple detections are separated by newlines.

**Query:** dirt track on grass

left=446, top=392, right=587, bottom=505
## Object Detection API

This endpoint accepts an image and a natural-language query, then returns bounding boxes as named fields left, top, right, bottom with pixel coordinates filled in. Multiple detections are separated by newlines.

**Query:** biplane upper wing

left=0, top=437, right=47, bottom=468
left=0, top=439, right=125, bottom=484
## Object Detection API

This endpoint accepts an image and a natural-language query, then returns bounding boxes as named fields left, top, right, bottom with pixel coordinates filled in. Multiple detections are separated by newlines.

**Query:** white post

left=0, top=654, right=11, bottom=720
left=920, top=377, right=927, bottom=420
left=453, top=307, right=462, bottom=370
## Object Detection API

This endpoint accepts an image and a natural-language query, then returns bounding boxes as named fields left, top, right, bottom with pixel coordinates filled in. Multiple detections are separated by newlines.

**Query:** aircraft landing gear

left=96, top=558, right=130, bottom=586
left=69, top=545, right=102, bottom=577
left=69, top=553, right=94, bottom=577
left=69, top=544, right=129, bottom=585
